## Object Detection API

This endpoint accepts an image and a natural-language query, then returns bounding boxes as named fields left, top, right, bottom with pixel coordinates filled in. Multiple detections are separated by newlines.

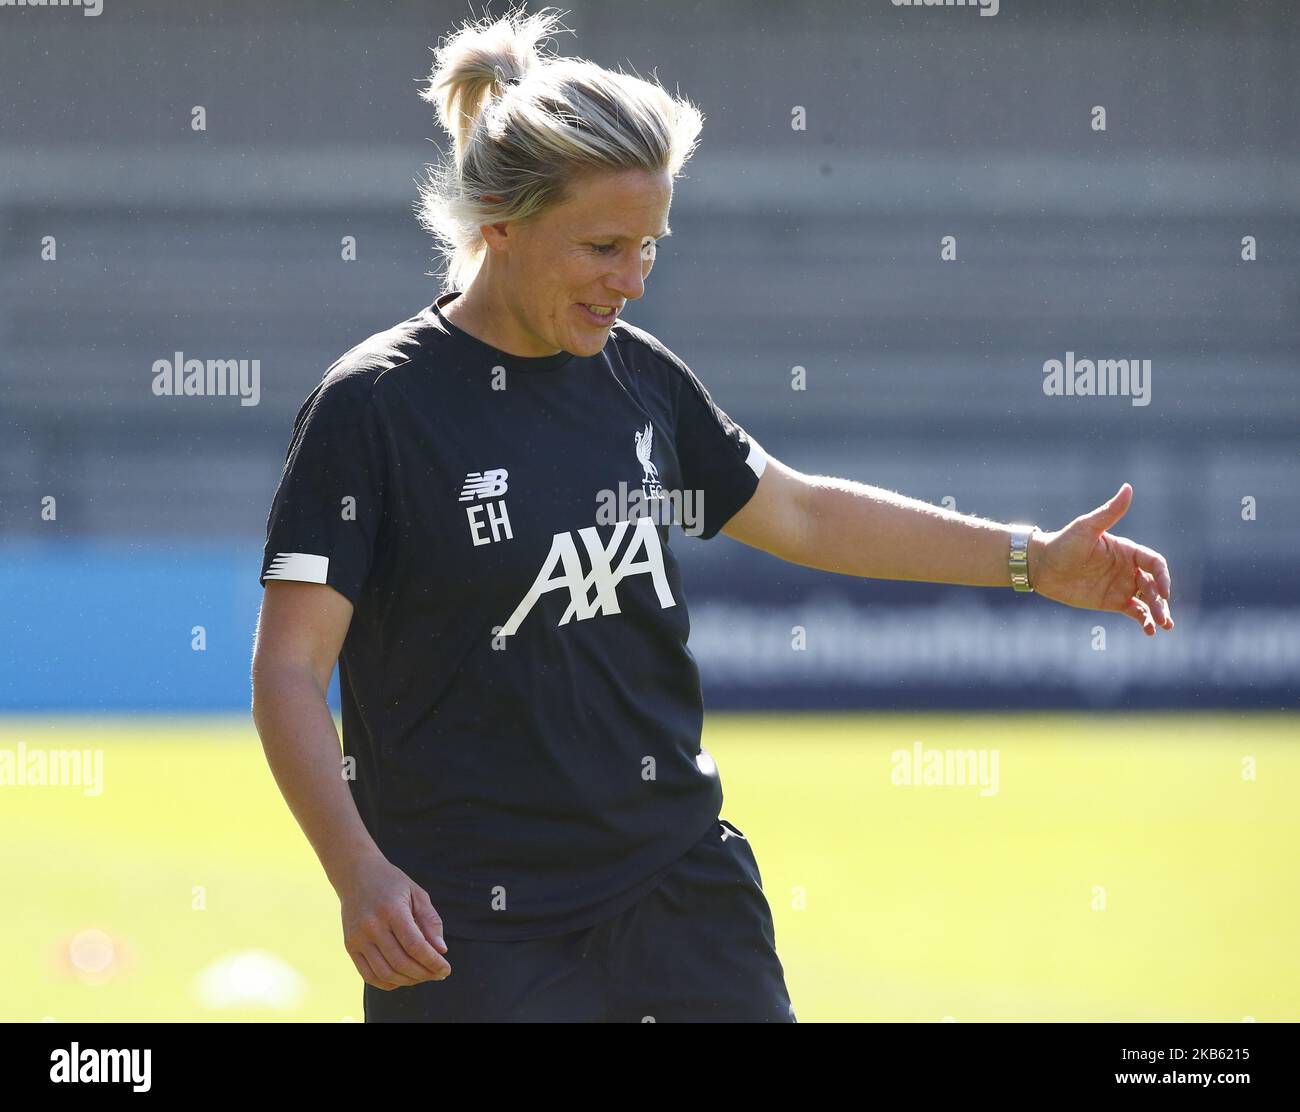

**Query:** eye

left=589, top=243, right=618, bottom=255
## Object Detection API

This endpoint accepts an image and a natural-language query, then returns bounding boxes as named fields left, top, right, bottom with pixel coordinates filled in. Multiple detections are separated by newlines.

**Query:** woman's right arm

left=251, top=580, right=451, bottom=989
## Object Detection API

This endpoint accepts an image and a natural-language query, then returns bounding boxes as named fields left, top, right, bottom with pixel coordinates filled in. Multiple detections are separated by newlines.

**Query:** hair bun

left=423, top=7, right=558, bottom=157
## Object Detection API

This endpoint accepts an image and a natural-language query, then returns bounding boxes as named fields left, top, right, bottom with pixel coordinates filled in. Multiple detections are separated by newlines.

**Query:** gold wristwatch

left=1008, top=524, right=1037, bottom=592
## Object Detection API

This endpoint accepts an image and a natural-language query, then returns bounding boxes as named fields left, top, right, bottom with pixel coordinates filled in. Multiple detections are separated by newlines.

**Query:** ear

left=480, top=220, right=511, bottom=251
left=478, top=194, right=511, bottom=252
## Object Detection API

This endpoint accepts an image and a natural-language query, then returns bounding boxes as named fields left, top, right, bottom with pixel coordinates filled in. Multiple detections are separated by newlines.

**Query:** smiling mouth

left=578, top=303, right=618, bottom=324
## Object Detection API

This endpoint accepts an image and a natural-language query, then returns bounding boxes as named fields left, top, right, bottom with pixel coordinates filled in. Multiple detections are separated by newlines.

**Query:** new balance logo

left=459, top=468, right=509, bottom=501
left=461, top=467, right=512, bottom=546
left=498, top=517, right=675, bottom=637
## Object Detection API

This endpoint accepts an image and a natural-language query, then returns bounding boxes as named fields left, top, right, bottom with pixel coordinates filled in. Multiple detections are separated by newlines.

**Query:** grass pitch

left=2, top=712, right=1296, bottom=1021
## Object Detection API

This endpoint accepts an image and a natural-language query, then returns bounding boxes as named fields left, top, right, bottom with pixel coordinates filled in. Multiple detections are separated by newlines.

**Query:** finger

left=1136, top=567, right=1173, bottom=629
left=393, top=897, right=451, bottom=978
left=360, top=941, right=420, bottom=988
left=1138, top=568, right=1173, bottom=628
left=1123, top=595, right=1157, bottom=636
left=1080, top=482, right=1132, bottom=534
left=350, top=947, right=398, bottom=991
left=1133, top=544, right=1172, bottom=603
left=411, top=888, right=450, bottom=955
left=372, top=926, right=435, bottom=984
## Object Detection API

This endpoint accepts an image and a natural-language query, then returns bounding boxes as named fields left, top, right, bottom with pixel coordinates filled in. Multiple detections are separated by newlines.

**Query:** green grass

left=2, top=712, right=1296, bottom=1021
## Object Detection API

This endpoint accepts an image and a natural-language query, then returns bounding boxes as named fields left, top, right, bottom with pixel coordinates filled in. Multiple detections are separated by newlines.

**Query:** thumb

left=410, top=885, right=448, bottom=952
left=1078, top=482, right=1132, bottom=534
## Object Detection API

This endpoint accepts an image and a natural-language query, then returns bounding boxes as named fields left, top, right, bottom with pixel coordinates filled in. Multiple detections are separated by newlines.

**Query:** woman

left=251, top=7, right=1173, bottom=1023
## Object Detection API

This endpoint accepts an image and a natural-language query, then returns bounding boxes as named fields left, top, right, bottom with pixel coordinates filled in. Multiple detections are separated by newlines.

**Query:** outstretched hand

left=1027, top=483, right=1174, bottom=637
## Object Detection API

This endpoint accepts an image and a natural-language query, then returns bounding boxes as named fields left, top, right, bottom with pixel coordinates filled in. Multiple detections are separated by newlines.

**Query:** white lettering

left=498, top=519, right=675, bottom=637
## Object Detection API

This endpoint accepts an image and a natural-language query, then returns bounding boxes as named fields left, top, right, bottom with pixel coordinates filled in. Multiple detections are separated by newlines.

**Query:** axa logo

left=498, top=517, right=675, bottom=637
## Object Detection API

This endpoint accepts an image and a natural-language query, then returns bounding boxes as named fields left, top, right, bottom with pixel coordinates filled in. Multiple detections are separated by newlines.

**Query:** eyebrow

left=584, top=225, right=672, bottom=240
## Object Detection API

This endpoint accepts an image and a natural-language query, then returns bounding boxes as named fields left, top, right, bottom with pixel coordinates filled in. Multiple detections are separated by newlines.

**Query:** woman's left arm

left=720, top=455, right=1174, bottom=637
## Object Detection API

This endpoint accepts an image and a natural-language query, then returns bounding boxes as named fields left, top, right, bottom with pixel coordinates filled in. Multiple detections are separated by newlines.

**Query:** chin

left=570, top=334, right=607, bottom=357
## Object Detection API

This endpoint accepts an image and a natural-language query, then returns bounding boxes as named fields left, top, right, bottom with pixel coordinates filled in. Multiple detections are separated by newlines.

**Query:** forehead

left=552, top=168, right=672, bottom=235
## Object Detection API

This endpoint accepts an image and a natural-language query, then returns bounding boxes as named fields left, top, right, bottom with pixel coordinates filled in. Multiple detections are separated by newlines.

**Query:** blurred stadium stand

left=1, top=0, right=1296, bottom=708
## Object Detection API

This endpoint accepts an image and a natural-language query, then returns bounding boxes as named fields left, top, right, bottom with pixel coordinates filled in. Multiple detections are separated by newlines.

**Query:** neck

left=443, top=272, right=562, bottom=359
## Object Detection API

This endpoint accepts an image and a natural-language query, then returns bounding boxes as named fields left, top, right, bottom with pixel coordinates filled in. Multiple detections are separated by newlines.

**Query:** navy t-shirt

left=259, top=290, right=768, bottom=940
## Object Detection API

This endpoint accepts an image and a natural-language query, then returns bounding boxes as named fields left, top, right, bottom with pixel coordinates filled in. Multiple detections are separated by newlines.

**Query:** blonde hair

left=417, top=4, right=704, bottom=293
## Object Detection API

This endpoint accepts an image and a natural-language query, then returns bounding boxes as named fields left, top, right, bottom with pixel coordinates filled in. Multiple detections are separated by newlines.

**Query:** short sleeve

left=672, top=360, right=768, bottom=540
left=259, top=372, right=387, bottom=606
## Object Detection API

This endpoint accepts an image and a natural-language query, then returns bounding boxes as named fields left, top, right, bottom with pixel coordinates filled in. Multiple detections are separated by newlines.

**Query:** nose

left=608, top=251, right=647, bottom=302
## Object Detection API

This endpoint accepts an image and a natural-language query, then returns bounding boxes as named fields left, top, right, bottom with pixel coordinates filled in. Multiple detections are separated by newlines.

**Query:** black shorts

left=363, top=817, right=796, bottom=1022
